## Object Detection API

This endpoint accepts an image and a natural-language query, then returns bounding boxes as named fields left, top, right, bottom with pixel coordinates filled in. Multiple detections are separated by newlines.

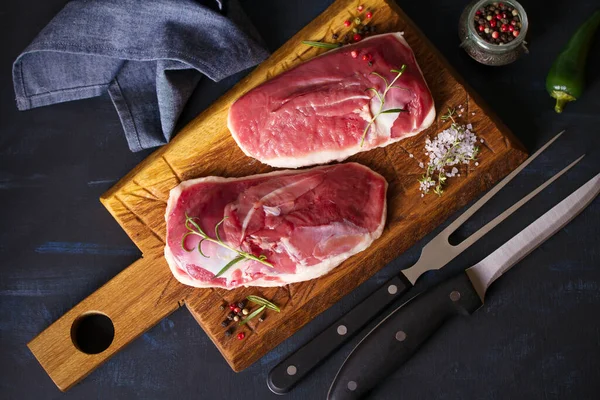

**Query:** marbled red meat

left=227, top=33, right=435, bottom=168
left=164, top=163, right=387, bottom=289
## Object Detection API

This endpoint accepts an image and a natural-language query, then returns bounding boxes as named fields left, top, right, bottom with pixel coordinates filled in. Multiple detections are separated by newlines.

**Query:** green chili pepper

left=546, top=10, right=600, bottom=113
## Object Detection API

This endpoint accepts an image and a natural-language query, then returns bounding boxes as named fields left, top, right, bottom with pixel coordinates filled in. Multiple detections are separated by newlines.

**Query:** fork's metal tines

left=402, top=130, right=584, bottom=284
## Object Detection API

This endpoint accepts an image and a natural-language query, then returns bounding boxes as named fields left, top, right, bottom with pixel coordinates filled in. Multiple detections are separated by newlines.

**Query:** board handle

left=27, top=252, right=188, bottom=391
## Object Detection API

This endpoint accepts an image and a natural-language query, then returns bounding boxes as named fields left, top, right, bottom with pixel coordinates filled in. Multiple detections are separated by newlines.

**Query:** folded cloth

left=13, top=0, right=269, bottom=152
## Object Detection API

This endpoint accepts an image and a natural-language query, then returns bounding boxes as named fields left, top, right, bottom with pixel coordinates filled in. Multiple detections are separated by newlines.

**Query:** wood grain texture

left=27, top=0, right=527, bottom=390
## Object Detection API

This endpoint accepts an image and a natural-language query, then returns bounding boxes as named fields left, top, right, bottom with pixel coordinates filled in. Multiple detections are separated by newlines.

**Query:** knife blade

left=267, top=131, right=574, bottom=394
left=328, top=170, right=600, bottom=400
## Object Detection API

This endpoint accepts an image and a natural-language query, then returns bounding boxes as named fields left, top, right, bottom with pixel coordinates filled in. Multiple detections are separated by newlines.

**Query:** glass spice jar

left=458, top=0, right=529, bottom=66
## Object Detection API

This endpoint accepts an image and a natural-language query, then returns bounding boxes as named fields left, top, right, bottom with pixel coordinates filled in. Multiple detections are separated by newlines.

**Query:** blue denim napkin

left=13, top=0, right=269, bottom=152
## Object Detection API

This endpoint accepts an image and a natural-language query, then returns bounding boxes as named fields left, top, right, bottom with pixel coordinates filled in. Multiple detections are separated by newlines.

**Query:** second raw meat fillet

left=164, top=163, right=388, bottom=289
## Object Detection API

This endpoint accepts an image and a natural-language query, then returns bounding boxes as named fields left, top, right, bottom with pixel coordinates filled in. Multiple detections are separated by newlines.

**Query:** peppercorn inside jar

left=475, top=2, right=522, bottom=44
left=458, top=0, right=529, bottom=66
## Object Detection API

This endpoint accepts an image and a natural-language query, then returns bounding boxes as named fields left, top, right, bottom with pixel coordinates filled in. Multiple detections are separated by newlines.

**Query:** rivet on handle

left=449, top=291, right=461, bottom=302
left=286, top=365, right=297, bottom=376
left=395, top=331, right=407, bottom=342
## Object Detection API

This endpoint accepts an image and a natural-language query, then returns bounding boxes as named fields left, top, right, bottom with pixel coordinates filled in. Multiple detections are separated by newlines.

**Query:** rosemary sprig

left=239, top=305, right=266, bottom=326
left=181, top=213, right=273, bottom=278
left=440, top=107, right=457, bottom=123
left=361, top=65, right=409, bottom=147
left=214, top=255, right=245, bottom=278
left=302, top=40, right=342, bottom=49
left=247, top=295, right=281, bottom=312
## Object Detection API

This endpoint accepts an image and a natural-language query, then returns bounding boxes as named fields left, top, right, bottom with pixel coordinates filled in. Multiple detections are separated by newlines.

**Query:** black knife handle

left=327, top=273, right=482, bottom=400
left=267, top=274, right=412, bottom=395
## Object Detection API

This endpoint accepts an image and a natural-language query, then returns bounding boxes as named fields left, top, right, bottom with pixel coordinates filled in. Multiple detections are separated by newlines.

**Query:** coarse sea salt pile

left=419, top=123, right=480, bottom=196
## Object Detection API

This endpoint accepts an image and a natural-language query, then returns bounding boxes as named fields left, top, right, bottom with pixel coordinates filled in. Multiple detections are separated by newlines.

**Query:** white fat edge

left=263, top=205, right=281, bottom=216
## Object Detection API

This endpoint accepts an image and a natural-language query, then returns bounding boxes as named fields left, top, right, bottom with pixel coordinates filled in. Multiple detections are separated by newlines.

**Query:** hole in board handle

left=70, top=312, right=115, bottom=354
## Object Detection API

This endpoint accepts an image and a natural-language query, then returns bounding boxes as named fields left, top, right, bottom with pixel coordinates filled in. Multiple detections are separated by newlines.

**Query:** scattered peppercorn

left=353, top=33, right=362, bottom=42
left=221, top=319, right=230, bottom=327
left=357, top=4, right=364, bottom=12
left=219, top=304, right=225, bottom=311
left=350, top=50, right=358, bottom=58
left=258, top=314, right=265, bottom=322
left=366, top=11, right=373, bottom=19
left=344, top=20, right=351, bottom=27
left=242, top=308, right=249, bottom=315
left=362, top=53, right=373, bottom=62
left=354, top=17, right=361, bottom=25
left=227, top=312, right=235, bottom=321
left=225, top=328, right=234, bottom=337
left=237, top=332, right=245, bottom=340
left=228, top=304, right=236, bottom=311
left=233, top=315, right=240, bottom=322
left=474, top=2, right=522, bottom=45
left=233, top=307, right=241, bottom=314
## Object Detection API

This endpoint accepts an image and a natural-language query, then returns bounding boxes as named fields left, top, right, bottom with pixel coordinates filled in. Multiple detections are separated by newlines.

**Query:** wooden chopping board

left=28, top=0, right=528, bottom=391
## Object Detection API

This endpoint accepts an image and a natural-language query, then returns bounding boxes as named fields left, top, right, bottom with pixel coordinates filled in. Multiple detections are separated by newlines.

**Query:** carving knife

left=268, top=131, right=575, bottom=394
left=328, top=170, right=600, bottom=399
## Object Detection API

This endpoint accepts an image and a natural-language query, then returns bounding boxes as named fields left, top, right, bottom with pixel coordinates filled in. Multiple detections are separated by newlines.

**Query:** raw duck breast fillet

left=164, top=163, right=387, bottom=289
left=228, top=32, right=435, bottom=168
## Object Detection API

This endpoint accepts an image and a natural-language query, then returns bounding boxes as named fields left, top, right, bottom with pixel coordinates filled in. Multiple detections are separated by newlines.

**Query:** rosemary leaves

left=361, top=65, right=408, bottom=146
left=235, top=295, right=281, bottom=327
left=181, top=213, right=273, bottom=278
left=302, top=40, right=342, bottom=49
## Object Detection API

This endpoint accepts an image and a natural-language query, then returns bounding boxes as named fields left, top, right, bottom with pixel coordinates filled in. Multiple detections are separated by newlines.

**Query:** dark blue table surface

left=1, top=1, right=599, bottom=399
